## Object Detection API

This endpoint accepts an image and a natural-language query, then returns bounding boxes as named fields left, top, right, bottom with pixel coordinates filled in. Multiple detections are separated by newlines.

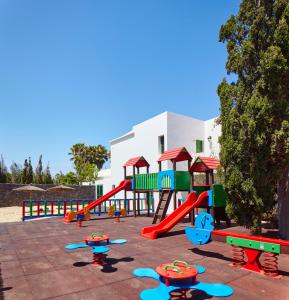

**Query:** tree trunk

left=251, top=214, right=262, bottom=236
left=278, top=165, right=289, bottom=239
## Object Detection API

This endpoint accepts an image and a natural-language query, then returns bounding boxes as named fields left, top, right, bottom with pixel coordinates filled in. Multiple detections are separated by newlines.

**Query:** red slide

left=64, top=180, right=131, bottom=222
left=141, top=191, right=209, bottom=239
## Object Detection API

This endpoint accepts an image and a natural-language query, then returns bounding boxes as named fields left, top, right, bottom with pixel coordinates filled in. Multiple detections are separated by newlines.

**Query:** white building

left=96, top=111, right=221, bottom=204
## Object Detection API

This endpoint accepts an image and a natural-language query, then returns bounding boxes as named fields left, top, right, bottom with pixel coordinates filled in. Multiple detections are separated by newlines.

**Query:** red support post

left=22, top=201, right=25, bottom=220
left=64, top=201, right=67, bottom=215
left=51, top=201, right=54, bottom=215
left=242, top=248, right=263, bottom=273
left=76, top=200, right=79, bottom=211
left=37, top=202, right=40, bottom=216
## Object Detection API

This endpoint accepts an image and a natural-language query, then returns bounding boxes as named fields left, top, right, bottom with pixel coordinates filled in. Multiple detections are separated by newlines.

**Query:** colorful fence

left=22, top=198, right=154, bottom=221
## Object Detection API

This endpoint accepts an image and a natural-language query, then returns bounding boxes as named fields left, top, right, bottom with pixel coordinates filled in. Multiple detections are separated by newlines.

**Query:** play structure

left=185, top=212, right=289, bottom=278
left=65, top=232, right=127, bottom=267
left=139, top=149, right=229, bottom=239
left=61, top=147, right=229, bottom=234
left=133, top=260, right=233, bottom=300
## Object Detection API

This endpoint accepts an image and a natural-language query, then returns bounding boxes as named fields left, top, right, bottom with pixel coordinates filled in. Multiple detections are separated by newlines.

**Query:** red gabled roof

left=190, top=156, right=220, bottom=173
left=158, top=147, right=192, bottom=162
left=123, top=156, right=150, bottom=168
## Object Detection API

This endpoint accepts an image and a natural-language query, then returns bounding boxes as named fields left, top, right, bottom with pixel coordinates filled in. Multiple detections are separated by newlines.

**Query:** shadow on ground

left=190, top=247, right=232, bottom=262
left=168, top=289, right=212, bottom=300
left=159, top=229, right=185, bottom=238
left=0, top=255, right=12, bottom=297
left=73, top=256, right=134, bottom=273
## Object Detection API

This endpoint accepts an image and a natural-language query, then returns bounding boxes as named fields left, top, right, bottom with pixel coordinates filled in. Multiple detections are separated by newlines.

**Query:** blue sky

left=0, top=0, right=239, bottom=174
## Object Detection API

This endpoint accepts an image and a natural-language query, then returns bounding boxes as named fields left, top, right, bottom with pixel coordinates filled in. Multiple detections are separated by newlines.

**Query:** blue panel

left=208, top=190, right=213, bottom=207
left=91, top=246, right=110, bottom=254
left=193, top=264, right=205, bottom=274
left=195, top=212, right=214, bottom=230
left=76, top=214, right=84, bottom=220
left=185, top=212, right=214, bottom=245
left=131, top=179, right=135, bottom=190
left=193, top=282, right=234, bottom=297
left=133, top=268, right=160, bottom=281
left=140, top=285, right=175, bottom=300
left=65, top=243, right=89, bottom=250
left=185, top=227, right=211, bottom=245
left=158, top=170, right=175, bottom=190
left=110, top=239, right=127, bottom=245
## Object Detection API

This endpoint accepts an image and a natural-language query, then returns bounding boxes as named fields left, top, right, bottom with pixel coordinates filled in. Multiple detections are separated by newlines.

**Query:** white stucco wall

left=95, top=111, right=222, bottom=213
left=204, top=117, right=221, bottom=158
left=98, top=112, right=170, bottom=199
left=166, top=112, right=205, bottom=170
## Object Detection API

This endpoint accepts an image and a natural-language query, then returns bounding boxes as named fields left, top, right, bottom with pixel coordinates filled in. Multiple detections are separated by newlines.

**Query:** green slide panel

left=212, top=184, right=227, bottom=207
left=175, top=171, right=190, bottom=190
left=193, top=185, right=210, bottom=198
left=134, top=173, right=158, bottom=190
left=226, top=236, right=280, bottom=254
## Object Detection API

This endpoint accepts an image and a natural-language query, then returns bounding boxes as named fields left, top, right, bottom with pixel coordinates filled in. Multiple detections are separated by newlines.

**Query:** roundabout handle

left=91, top=232, right=103, bottom=238
left=172, top=260, right=190, bottom=269
left=162, top=264, right=183, bottom=274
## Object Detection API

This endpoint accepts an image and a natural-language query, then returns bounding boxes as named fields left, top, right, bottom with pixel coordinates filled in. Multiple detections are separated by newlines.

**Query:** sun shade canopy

left=46, top=185, right=75, bottom=192
left=13, top=185, right=46, bottom=192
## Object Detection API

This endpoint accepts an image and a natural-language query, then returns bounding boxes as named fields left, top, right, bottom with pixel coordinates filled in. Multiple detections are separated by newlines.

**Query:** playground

left=0, top=216, right=289, bottom=299
left=1, top=151, right=289, bottom=299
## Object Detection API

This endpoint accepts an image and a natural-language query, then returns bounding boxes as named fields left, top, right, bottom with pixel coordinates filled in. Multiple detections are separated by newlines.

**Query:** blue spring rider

left=65, top=232, right=127, bottom=267
left=185, top=211, right=215, bottom=245
left=133, top=261, right=233, bottom=300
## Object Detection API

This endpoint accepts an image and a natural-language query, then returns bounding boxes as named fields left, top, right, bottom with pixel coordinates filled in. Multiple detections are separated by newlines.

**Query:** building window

left=158, top=135, right=165, bottom=154
left=112, top=185, right=116, bottom=198
left=96, top=184, right=103, bottom=198
left=196, top=140, right=203, bottom=153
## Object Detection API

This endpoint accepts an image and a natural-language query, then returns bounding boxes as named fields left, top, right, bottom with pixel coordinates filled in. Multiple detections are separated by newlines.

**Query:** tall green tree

left=27, top=157, right=34, bottom=184
left=0, top=155, right=8, bottom=183
left=218, top=0, right=289, bottom=235
left=44, top=163, right=53, bottom=184
left=35, top=155, right=43, bottom=184
left=22, top=159, right=29, bottom=184
left=10, top=162, right=22, bottom=183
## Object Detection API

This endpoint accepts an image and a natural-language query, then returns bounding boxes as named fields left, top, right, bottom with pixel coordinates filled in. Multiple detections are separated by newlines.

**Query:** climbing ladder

left=152, top=190, right=173, bottom=224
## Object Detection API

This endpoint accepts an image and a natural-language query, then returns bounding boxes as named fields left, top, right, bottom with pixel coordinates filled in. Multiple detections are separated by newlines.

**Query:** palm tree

left=89, top=145, right=110, bottom=170
left=69, top=143, right=110, bottom=173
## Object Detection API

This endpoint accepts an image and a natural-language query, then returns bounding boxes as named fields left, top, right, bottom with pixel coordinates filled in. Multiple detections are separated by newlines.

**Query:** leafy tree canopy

left=218, top=0, right=289, bottom=234
left=69, top=143, right=109, bottom=183
left=55, top=171, right=79, bottom=185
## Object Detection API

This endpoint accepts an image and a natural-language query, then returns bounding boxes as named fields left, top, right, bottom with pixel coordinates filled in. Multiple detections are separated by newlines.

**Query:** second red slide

left=141, top=191, right=209, bottom=239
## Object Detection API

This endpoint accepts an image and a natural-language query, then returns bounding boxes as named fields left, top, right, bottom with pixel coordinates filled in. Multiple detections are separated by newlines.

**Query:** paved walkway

left=0, top=216, right=289, bottom=299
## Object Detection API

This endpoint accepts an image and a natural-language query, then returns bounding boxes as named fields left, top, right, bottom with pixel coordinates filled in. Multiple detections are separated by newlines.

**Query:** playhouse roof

left=190, top=156, right=220, bottom=173
left=158, top=147, right=192, bottom=163
left=123, top=156, right=150, bottom=168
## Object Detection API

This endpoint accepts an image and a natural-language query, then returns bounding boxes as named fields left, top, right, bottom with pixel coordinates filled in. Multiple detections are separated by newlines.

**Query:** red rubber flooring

left=1, top=216, right=289, bottom=299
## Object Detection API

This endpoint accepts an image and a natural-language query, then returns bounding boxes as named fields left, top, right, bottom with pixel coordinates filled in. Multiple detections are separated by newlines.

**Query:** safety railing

left=22, top=197, right=154, bottom=221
